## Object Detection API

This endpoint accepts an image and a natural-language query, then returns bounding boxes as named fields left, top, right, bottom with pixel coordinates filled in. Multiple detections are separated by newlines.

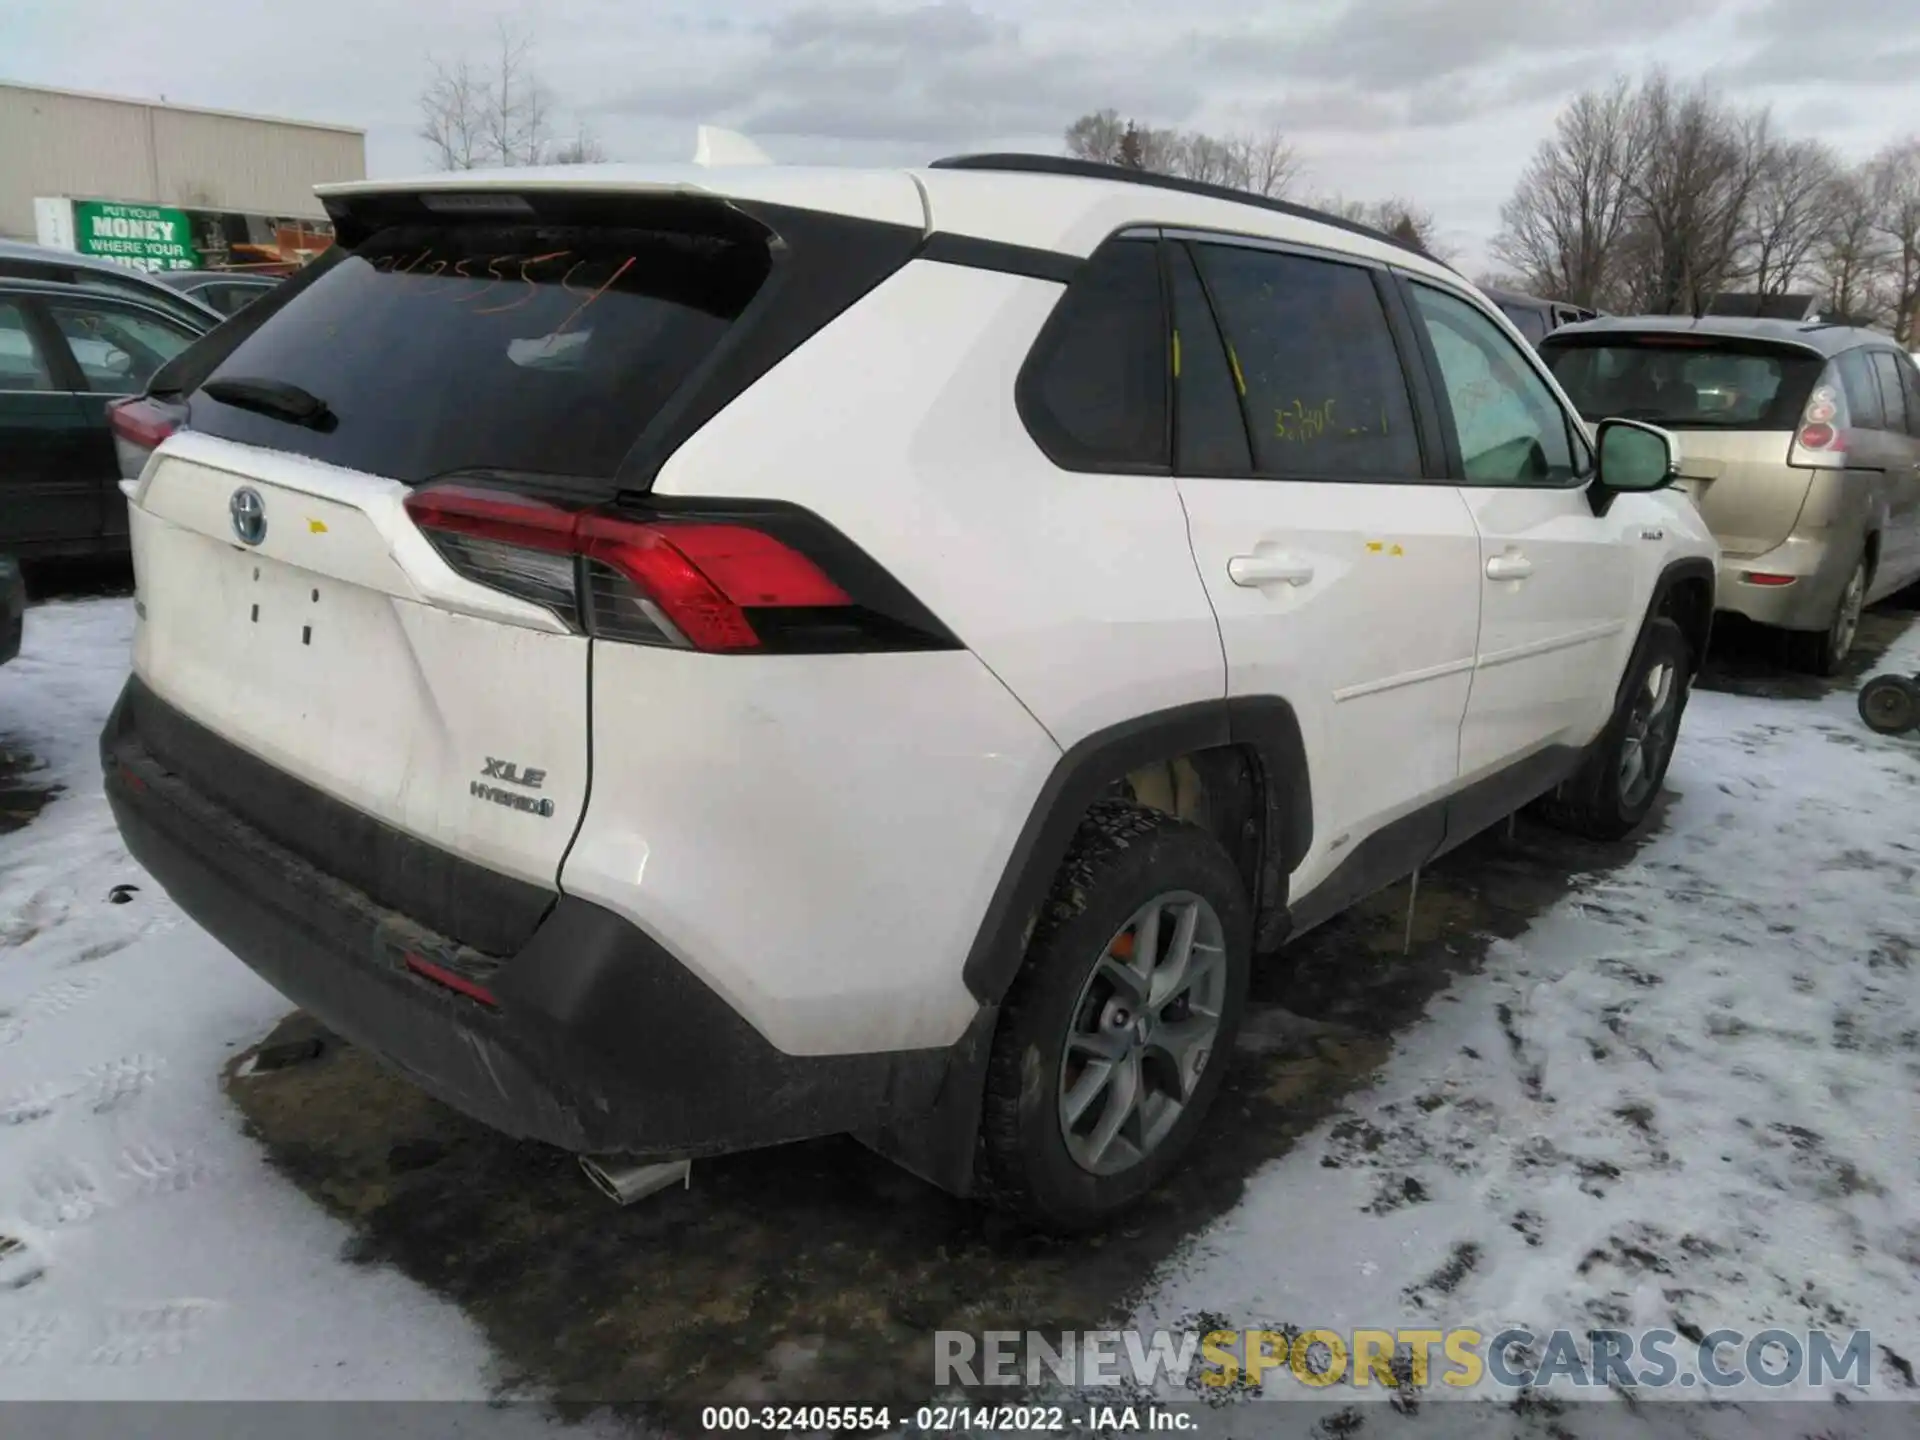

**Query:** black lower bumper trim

left=101, top=679, right=956, bottom=1161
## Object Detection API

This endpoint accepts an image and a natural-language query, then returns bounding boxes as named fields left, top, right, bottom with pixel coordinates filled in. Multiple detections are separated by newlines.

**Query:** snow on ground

left=1129, top=620, right=1920, bottom=1434
left=0, top=599, right=606, bottom=1431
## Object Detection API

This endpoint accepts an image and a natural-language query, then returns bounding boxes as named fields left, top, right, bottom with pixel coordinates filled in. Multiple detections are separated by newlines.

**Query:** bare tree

left=479, top=22, right=551, bottom=167
left=1065, top=109, right=1128, bottom=166
left=1315, top=195, right=1447, bottom=257
left=419, top=54, right=489, bottom=171
left=1616, top=73, right=1770, bottom=314
left=1225, top=126, right=1300, bottom=198
left=1063, top=112, right=1298, bottom=198
left=1869, top=139, right=1920, bottom=344
left=550, top=124, right=609, bottom=166
left=1739, top=138, right=1847, bottom=296
left=1814, top=172, right=1890, bottom=326
left=1491, top=79, right=1644, bottom=309
left=419, top=22, right=592, bottom=170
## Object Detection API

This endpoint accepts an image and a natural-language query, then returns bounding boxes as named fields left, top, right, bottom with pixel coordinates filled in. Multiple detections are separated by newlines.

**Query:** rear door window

left=1189, top=242, right=1421, bottom=481
left=44, top=300, right=197, bottom=394
left=190, top=220, right=773, bottom=486
left=1019, top=236, right=1169, bottom=471
left=1547, top=338, right=1825, bottom=431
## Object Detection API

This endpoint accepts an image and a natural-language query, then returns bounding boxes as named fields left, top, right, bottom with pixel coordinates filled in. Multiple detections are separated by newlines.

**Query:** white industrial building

left=0, top=81, right=365, bottom=258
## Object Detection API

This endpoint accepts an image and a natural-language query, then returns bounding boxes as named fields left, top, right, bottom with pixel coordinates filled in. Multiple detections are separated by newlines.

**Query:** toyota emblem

left=230, top=487, right=267, bottom=546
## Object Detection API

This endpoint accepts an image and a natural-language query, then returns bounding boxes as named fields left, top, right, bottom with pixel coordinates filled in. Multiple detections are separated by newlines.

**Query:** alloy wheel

left=1057, top=891, right=1228, bottom=1177
left=1830, top=562, right=1867, bottom=667
left=1618, top=657, right=1679, bottom=809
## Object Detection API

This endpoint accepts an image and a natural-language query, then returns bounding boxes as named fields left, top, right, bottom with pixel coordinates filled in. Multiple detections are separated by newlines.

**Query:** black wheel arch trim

left=1636, top=556, right=1716, bottom=696
left=959, top=695, right=1311, bottom=1006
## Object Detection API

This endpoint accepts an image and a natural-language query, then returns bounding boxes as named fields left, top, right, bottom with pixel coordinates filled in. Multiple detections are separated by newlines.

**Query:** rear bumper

left=1715, top=529, right=1860, bottom=631
left=101, top=679, right=955, bottom=1162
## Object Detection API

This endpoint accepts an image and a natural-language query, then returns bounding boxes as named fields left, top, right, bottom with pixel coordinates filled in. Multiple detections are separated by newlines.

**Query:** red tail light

left=1742, top=572, right=1798, bottom=587
left=403, top=484, right=945, bottom=655
left=108, top=396, right=181, bottom=450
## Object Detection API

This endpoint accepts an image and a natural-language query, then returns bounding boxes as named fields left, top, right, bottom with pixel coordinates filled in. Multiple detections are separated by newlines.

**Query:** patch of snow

left=0, top=600, right=606, bottom=1429
left=1131, top=618, right=1920, bottom=1431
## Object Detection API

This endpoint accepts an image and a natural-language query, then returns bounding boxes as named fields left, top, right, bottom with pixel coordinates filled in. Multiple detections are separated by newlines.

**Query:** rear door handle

left=1228, top=553, right=1315, bottom=588
left=1485, top=553, right=1534, bottom=581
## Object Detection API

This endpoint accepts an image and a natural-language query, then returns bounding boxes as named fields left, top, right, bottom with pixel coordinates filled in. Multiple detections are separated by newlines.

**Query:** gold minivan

left=1543, top=316, right=1920, bottom=674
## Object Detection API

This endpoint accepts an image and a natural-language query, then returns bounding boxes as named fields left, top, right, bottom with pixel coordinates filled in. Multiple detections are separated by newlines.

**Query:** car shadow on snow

left=1697, top=590, right=1919, bottom=702
left=224, top=799, right=1676, bottom=1427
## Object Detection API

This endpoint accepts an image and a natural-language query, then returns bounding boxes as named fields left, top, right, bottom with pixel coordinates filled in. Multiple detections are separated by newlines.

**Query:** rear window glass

left=1543, top=338, right=1822, bottom=430
left=1499, top=303, right=1548, bottom=346
left=189, top=222, right=770, bottom=484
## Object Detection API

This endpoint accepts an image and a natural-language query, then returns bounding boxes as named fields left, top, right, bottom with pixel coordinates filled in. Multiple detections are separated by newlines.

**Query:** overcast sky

left=7, top=0, right=1920, bottom=272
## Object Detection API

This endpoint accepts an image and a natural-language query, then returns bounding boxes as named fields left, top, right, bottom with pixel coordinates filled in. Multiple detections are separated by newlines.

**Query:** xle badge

left=471, top=757, right=554, bottom=817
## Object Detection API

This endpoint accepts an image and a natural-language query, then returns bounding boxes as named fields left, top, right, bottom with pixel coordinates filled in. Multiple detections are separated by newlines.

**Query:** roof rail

left=927, top=152, right=1450, bottom=268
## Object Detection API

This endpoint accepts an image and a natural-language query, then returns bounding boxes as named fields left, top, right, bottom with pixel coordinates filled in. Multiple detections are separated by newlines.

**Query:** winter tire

left=1535, top=617, right=1692, bottom=841
left=976, top=800, right=1251, bottom=1232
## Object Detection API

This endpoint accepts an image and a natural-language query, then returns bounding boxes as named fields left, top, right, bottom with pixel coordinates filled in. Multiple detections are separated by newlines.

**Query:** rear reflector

left=404, top=483, right=942, bottom=655
left=1742, top=572, right=1798, bottom=586
left=404, top=953, right=499, bottom=1007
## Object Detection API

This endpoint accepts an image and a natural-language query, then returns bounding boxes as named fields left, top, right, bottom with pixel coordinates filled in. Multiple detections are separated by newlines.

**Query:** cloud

left=1187, top=0, right=1699, bottom=90
left=596, top=1, right=1203, bottom=146
left=1728, top=0, right=1920, bottom=85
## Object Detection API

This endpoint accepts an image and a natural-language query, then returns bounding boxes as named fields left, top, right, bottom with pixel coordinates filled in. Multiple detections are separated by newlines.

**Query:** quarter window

left=1020, top=237, right=1169, bottom=471
left=1411, top=283, right=1579, bottom=487
left=1870, top=351, right=1910, bottom=434
left=1836, top=349, right=1885, bottom=430
left=1190, top=243, right=1422, bottom=480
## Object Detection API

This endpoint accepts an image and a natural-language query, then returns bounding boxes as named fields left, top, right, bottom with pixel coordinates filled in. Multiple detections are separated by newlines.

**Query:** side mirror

left=1589, top=417, right=1678, bottom=515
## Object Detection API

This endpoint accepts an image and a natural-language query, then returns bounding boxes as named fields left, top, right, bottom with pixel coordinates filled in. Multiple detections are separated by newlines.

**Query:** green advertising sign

left=71, top=200, right=200, bottom=273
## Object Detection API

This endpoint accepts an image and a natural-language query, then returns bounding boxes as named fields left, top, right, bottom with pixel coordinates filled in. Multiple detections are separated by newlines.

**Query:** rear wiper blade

left=202, top=376, right=337, bottom=431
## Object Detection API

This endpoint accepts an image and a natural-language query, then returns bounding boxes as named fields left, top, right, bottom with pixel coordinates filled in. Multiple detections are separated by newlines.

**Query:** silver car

left=1543, top=316, right=1920, bottom=674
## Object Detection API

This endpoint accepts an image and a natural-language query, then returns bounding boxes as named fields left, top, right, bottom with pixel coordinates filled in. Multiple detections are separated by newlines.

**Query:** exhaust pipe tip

left=580, top=1155, right=691, bottom=1206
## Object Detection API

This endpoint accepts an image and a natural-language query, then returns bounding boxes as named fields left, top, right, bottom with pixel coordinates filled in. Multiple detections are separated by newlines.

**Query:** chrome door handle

left=1486, top=553, right=1534, bottom=581
left=1228, top=553, right=1315, bottom=588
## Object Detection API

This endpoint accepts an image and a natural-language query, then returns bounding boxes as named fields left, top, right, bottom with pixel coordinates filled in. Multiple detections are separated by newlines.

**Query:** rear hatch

left=126, top=188, right=822, bottom=928
left=1544, top=330, right=1826, bottom=556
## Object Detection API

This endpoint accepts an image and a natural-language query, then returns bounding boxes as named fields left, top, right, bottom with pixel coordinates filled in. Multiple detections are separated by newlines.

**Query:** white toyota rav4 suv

left=103, top=155, right=1716, bottom=1230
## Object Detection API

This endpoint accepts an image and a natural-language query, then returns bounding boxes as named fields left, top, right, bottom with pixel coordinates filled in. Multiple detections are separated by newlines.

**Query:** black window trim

left=1161, top=226, right=1447, bottom=488
left=1161, top=235, right=1255, bottom=480
left=1395, top=269, right=1594, bottom=491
